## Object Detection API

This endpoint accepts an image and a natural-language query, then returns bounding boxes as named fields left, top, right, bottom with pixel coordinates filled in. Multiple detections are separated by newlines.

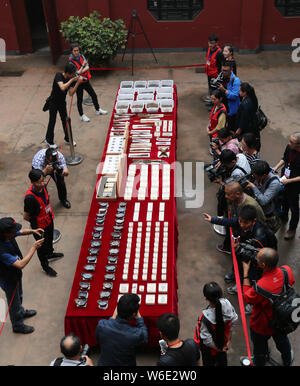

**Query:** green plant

left=60, top=11, right=127, bottom=65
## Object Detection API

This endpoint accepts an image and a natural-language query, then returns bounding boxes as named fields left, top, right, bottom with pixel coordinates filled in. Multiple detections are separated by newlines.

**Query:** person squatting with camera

left=32, top=147, right=71, bottom=209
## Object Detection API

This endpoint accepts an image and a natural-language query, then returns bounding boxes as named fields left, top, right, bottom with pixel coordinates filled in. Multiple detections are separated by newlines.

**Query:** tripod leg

left=122, top=17, right=133, bottom=62
left=136, top=15, right=158, bottom=63
left=131, top=28, right=135, bottom=76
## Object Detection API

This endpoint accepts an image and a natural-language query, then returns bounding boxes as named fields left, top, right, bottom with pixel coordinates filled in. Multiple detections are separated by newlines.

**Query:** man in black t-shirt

left=156, top=313, right=200, bottom=366
left=273, top=133, right=300, bottom=240
left=45, top=63, right=83, bottom=148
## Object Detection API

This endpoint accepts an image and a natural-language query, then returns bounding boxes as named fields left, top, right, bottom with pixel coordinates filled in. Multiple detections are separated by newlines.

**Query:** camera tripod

left=122, top=9, right=158, bottom=75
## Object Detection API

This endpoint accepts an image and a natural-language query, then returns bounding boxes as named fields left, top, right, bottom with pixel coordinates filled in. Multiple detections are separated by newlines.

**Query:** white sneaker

left=80, top=114, right=90, bottom=122
left=44, top=140, right=57, bottom=149
left=64, top=140, right=77, bottom=147
left=96, top=108, right=108, bottom=115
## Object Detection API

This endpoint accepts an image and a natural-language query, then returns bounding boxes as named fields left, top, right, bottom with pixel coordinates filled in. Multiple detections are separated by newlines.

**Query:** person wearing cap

left=32, top=147, right=71, bottom=209
left=0, top=217, right=44, bottom=334
left=24, top=169, right=64, bottom=277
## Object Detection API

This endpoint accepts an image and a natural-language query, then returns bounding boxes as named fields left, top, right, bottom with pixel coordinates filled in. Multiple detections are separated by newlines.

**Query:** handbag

left=255, top=106, right=268, bottom=131
left=42, top=96, right=51, bottom=112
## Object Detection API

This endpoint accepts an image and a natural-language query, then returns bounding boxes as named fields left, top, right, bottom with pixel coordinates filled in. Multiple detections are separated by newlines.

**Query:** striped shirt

left=243, top=151, right=260, bottom=167
left=32, top=149, right=66, bottom=171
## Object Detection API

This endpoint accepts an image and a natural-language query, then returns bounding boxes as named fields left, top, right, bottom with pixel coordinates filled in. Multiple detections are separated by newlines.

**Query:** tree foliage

left=60, top=11, right=127, bottom=65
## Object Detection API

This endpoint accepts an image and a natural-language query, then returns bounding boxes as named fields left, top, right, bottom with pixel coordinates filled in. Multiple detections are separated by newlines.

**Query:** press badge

left=45, top=205, right=51, bottom=213
left=206, top=60, right=210, bottom=65
left=284, top=168, right=291, bottom=178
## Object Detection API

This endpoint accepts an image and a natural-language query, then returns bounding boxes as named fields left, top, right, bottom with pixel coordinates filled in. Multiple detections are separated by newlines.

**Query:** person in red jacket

left=69, top=43, right=107, bottom=122
left=242, top=248, right=294, bottom=366
left=203, top=34, right=223, bottom=104
left=24, top=169, right=63, bottom=277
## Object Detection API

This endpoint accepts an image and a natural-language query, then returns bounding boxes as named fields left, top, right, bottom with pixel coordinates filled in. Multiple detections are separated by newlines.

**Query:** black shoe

left=224, top=272, right=235, bottom=283
left=13, top=325, right=35, bottom=334
left=61, top=199, right=71, bottom=209
left=44, top=266, right=57, bottom=277
left=24, top=309, right=37, bottom=319
left=48, top=252, right=64, bottom=261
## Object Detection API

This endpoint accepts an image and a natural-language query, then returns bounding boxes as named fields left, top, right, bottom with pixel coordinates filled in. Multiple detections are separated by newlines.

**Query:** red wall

left=0, top=0, right=19, bottom=52
left=2, top=0, right=300, bottom=53
left=261, top=0, right=300, bottom=47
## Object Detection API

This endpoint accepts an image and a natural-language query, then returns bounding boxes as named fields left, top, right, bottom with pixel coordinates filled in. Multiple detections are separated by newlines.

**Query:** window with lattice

left=275, top=0, right=300, bottom=16
left=147, top=0, right=204, bottom=21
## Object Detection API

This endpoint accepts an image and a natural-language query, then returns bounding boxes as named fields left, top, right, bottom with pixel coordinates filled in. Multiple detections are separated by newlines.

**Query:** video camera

left=224, top=173, right=253, bottom=189
left=210, top=72, right=225, bottom=89
left=204, top=159, right=227, bottom=182
left=235, top=239, right=260, bottom=263
left=49, top=150, right=63, bottom=175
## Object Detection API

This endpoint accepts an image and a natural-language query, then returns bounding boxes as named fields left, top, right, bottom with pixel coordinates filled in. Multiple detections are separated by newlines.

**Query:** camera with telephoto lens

left=80, top=344, right=90, bottom=364
left=204, top=159, right=227, bottom=182
left=235, top=240, right=259, bottom=263
left=210, top=72, right=225, bottom=89
left=49, top=150, right=63, bottom=175
left=224, top=173, right=253, bottom=189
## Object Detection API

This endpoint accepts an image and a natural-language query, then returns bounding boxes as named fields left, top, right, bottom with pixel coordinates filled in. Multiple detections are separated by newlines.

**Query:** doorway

left=25, top=0, right=49, bottom=52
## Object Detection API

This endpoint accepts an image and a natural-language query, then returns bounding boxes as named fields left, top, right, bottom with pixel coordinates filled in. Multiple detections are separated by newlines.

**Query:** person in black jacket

left=235, top=82, right=259, bottom=145
left=273, top=133, right=300, bottom=240
left=203, top=205, right=277, bottom=293
left=0, top=217, right=44, bottom=334
left=157, top=313, right=200, bottom=366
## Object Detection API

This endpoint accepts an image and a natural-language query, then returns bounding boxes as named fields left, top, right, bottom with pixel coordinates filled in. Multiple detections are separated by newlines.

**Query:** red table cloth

left=64, top=85, right=178, bottom=347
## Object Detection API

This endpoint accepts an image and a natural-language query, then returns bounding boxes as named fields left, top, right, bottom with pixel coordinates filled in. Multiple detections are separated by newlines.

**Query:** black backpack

left=254, top=267, right=300, bottom=335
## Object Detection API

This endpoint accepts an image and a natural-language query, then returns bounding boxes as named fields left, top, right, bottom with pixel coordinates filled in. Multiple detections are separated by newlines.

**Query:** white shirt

left=32, top=149, right=66, bottom=171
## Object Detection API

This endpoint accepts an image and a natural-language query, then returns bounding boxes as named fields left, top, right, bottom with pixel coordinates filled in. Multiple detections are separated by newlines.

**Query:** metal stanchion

left=65, top=117, right=83, bottom=166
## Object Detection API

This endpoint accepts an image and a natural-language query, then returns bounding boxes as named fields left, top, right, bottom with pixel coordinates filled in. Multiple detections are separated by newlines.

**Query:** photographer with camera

left=0, top=217, right=44, bottom=334
left=209, top=149, right=251, bottom=235
left=216, top=61, right=241, bottom=131
left=210, top=127, right=240, bottom=158
left=95, top=293, right=148, bottom=366
left=24, top=169, right=64, bottom=277
left=241, top=248, right=295, bottom=366
left=50, top=334, right=93, bottom=366
left=245, top=160, right=282, bottom=233
left=206, top=181, right=266, bottom=253
left=32, top=147, right=71, bottom=209
left=273, top=133, right=300, bottom=240
left=204, top=205, right=276, bottom=295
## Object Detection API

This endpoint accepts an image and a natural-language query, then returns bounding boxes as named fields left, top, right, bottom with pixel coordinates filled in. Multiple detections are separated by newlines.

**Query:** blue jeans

left=250, top=328, right=292, bottom=366
left=0, top=280, right=25, bottom=330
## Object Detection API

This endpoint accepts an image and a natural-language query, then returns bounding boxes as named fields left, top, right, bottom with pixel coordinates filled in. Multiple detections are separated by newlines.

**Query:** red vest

left=205, top=46, right=222, bottom=78
left=194, top=314, right=232, bottom=356
left=25, top=186, right=54, bottom=229
left=209, top=103, right=227, bottom=138
left=69, top=55, right=91, bottom=82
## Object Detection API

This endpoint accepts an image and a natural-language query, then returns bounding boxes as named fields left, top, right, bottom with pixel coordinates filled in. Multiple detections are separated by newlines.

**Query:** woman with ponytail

left=194, top=282, right=238, bottom=366
left=235, top=82, right=260, bottom=143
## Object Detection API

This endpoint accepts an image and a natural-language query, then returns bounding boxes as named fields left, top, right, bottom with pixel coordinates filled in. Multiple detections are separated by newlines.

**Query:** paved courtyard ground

left=0, top=49, right=299, bottom=366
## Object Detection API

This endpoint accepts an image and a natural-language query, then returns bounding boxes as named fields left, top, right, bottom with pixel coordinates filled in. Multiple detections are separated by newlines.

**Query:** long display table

left=64, top=82, right=178, bottom=346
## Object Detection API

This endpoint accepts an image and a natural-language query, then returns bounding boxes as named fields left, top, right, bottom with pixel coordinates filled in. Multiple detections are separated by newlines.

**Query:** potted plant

left=60, top=11, right=127, bottom=67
